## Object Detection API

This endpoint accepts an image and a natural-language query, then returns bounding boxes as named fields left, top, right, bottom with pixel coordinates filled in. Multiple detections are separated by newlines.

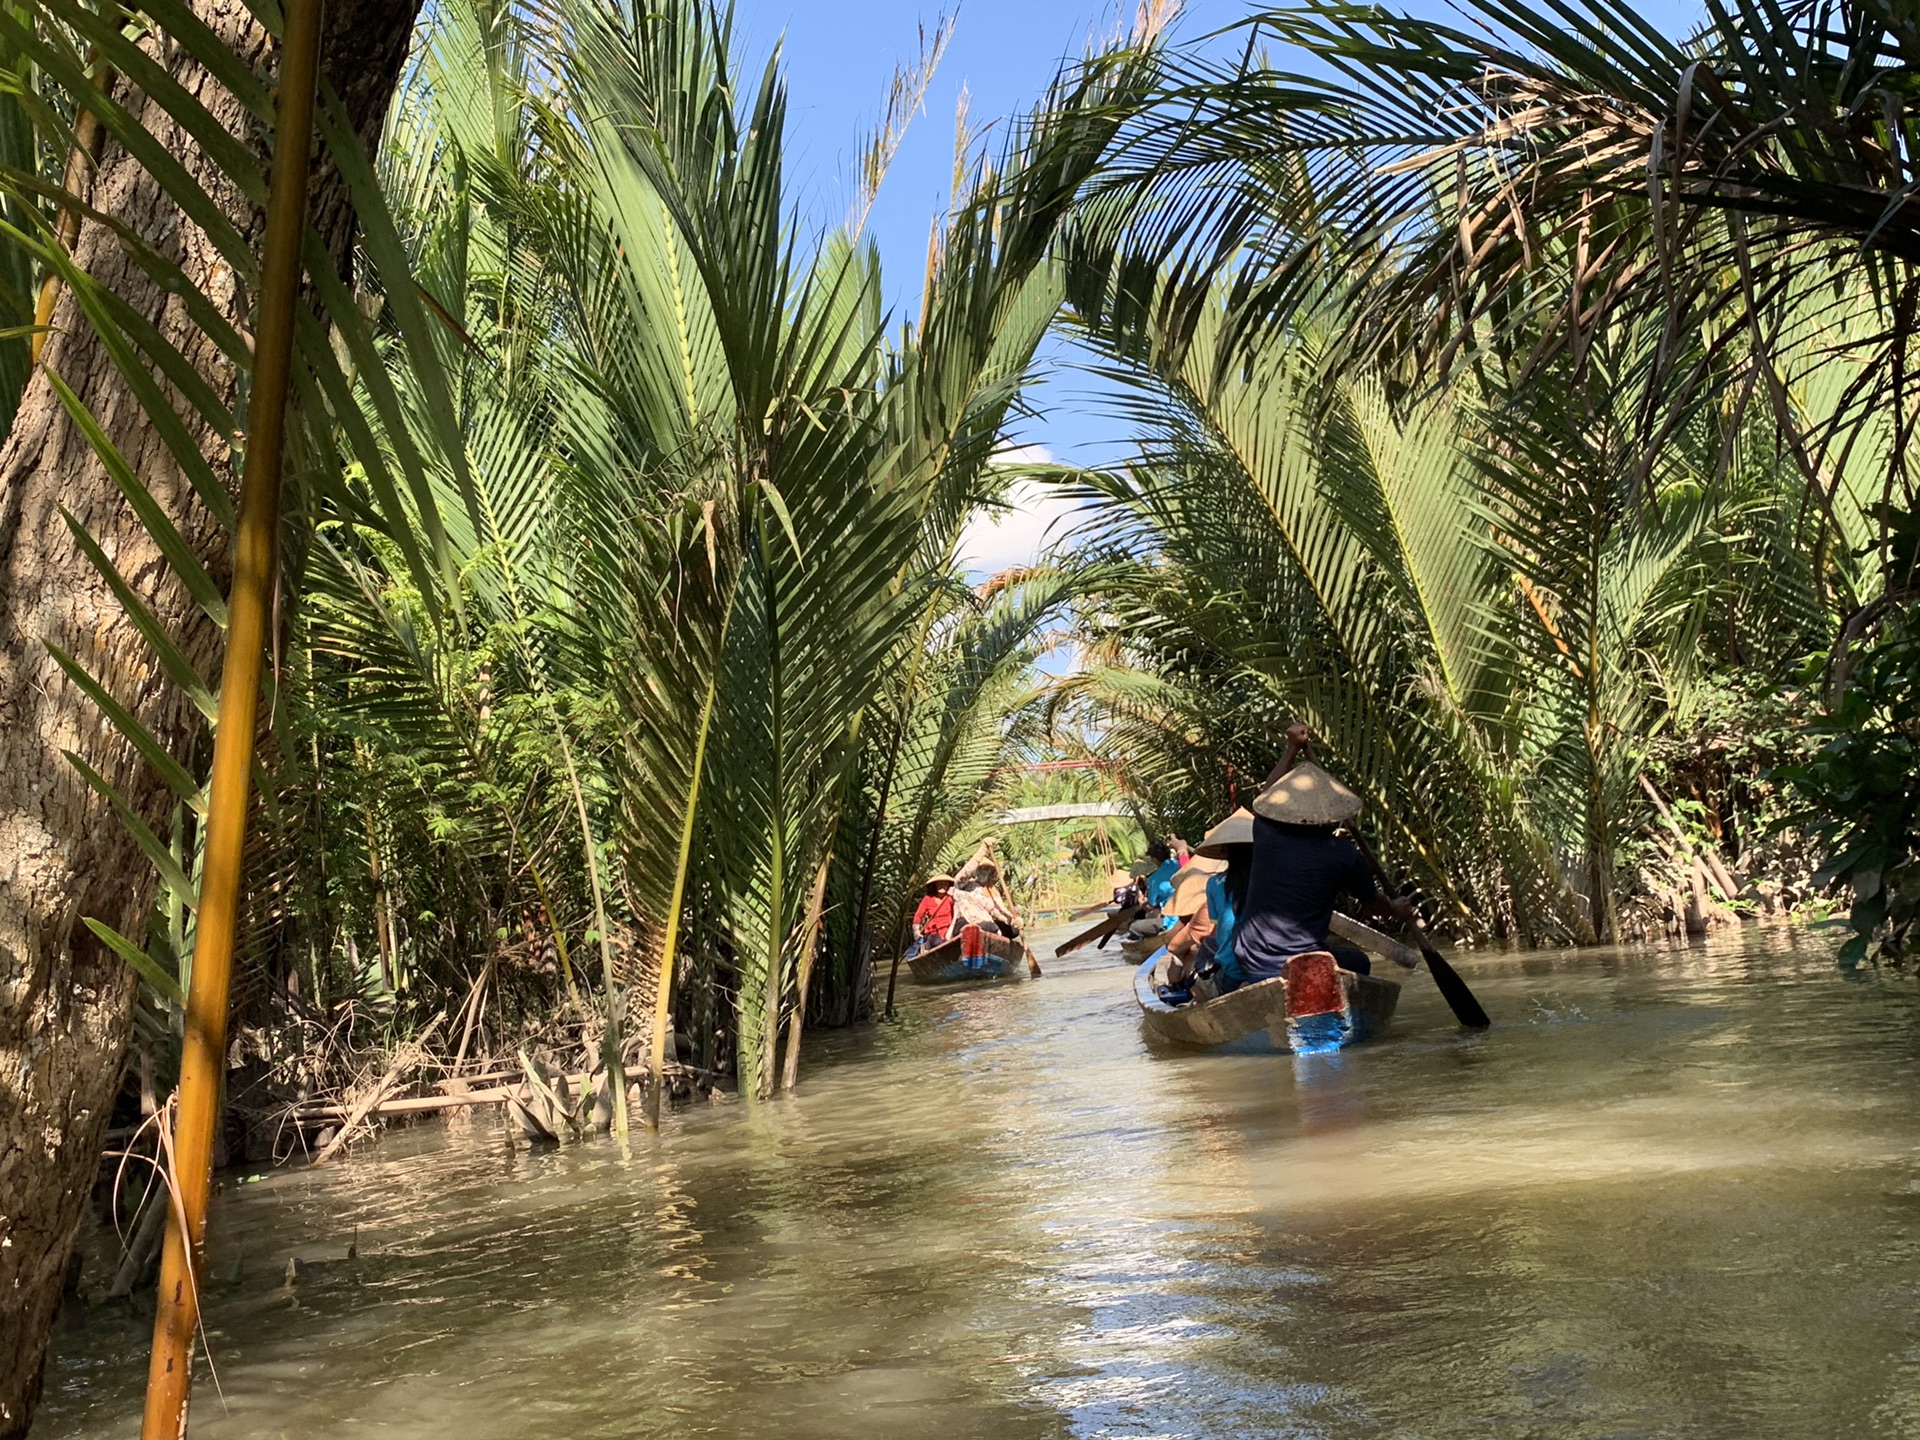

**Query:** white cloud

left=955, top=446, right=1079, bottom=574
left=991, top=442, right=1054, bottom=467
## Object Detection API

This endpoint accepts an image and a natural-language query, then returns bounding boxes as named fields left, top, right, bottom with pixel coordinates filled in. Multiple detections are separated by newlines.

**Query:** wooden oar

left=982, top=864, right=1041, bottom=978
left=1351, top=838, right=1490, bottom=1030
left=1055, top=905, right=1140, bottom=957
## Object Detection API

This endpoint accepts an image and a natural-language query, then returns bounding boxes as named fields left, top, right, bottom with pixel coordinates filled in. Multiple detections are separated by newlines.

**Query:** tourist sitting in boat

left=908, top=875, right=956, bottom=955
left=1163, top=861, right=1221, bottom=961
left=1156, top=858, right=1224, bottom=1002
left=1143, top=841, right=1178, bottom=909
left=1188, top=807, right=1255, bottom=1000
left=952, top=862, right=1021, bottom=940
left=1235, top=729, right=1415, bottom=985
left=1127, top=842, right=1180, bottom=936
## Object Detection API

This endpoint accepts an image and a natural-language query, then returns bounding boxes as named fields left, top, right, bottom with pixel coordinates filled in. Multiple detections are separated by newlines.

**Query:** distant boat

left=1133, top=948, right=1400, bottom=1051
left=906, top=925, right=1028, bottom=985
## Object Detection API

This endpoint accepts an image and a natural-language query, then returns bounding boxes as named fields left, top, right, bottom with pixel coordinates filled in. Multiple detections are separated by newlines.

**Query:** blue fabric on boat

left=1237, top=817, right=1377, bottom=983
left=1144, top=857, right=1179, bottom=909
left=1201, top=873, right=1244, bottom=984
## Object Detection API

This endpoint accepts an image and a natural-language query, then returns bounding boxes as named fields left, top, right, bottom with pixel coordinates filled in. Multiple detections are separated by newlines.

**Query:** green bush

left=1780, top=532, right=1920, bottom=967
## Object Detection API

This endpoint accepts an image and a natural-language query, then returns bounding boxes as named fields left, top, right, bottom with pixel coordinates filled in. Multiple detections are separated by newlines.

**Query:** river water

left=34, top=925, right=1920, bottom=1439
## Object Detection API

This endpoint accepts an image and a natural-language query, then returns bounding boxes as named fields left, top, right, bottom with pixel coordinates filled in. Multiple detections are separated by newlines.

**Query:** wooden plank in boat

left=1327, top=911, right=1423, bottom=970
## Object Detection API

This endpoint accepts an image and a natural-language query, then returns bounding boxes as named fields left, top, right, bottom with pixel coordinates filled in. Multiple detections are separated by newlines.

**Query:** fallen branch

left=287, top=1062, right=721, bottom=1124
left=1641, top=776, right=1744, bottom=905
left=312, top=1012, right=444, bottom=1164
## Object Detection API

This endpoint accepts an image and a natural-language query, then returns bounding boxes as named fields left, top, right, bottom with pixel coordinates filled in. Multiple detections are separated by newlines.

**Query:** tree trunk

left=0, top=4, right=419, bottom=1433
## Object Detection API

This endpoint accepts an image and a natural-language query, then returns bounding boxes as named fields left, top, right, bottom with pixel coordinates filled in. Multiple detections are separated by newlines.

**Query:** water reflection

left=36, top=927, right=1920, bottom=1439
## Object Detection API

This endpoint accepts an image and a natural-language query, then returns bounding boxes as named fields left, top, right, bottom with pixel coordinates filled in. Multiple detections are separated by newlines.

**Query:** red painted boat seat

left=1283, top=951, right=1344, bottom=1018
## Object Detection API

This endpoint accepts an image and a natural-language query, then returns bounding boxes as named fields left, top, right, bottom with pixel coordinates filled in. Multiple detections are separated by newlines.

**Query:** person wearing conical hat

left=952, top=861, right=1021, bottom=941
left=1155, top=854, right=1228, bottom=1001
left=1183, top=807, right=1256, bottom=999
left=1235, top=725, right=1414, bottom=985
left=908, top=875, right=957, bottom=955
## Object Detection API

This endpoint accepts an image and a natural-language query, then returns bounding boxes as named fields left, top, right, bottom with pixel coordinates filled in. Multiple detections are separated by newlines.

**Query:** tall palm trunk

left=0, top=5, right=418, bottom=1431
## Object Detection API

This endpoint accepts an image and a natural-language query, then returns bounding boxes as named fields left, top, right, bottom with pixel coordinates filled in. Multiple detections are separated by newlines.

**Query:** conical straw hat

left=1195, top=807, right=1255, bottom=857
left=1172, top=856, right=1226, bottom=881
left=1168, top=866, right=1213, bottom=919
left=1249, top=759, right=1360, bottom=826
left=962, top=859, right=1001, bottom=887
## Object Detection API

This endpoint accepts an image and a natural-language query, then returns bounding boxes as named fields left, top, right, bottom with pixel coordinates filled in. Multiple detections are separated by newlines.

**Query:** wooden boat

left=906, top=925, right=1028, bottom=985
left=1132, top=948, right=1400, bottom=1051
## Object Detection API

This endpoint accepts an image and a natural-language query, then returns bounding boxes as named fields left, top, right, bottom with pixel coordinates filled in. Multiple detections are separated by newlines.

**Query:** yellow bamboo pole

left=32, top=66, right=111, bottom=367
left=142, top=4, right=322, bottom=1434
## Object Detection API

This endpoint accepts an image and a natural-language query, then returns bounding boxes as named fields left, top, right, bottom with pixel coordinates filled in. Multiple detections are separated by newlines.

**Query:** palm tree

left=1069, top=0, right=1918, bottom=575
left=1059, top=269, right=1846, bottom=939
left=0, top=1, right=429, bottom=1427
left=297, top=0, right=1171, bottom=1111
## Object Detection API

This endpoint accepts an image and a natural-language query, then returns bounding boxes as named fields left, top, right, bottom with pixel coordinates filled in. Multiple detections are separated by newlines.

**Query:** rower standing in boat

left=908, top=875, right=956, bottom=956
left=1236, top=727, right=1415, bottom=985
left=952, top=861, right=1022, bottom=941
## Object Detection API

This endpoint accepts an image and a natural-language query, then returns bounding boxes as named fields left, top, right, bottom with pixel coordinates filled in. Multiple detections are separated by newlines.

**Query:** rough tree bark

left=0, top=4, right=420, bottom=1433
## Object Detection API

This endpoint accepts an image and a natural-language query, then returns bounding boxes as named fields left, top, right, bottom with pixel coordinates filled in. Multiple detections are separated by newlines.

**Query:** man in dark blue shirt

left=1236, top=730, right=1414, bottom=983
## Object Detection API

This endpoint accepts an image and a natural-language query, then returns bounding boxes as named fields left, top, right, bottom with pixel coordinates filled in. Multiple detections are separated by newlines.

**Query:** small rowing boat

left=1133, top=949, right=1400, bottom=1051
left=906, top=925, right=1028, bottom=985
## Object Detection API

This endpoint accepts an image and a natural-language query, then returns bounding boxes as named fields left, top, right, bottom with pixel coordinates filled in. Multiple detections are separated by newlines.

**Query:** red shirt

left=912, top=894, right=955, bottom=938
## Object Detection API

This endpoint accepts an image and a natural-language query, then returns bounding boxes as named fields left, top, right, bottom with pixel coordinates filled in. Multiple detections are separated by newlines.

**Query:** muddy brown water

left=32, top=925, right=1920, bottom=1439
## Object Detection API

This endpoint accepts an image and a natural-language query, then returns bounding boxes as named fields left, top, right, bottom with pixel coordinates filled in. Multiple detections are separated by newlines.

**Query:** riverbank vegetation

left=79, top=0, right=1162, bottom=1143
left=4, top=0, right=1919, bottom=1428
left=1057, top=0, right=1917, bottom=952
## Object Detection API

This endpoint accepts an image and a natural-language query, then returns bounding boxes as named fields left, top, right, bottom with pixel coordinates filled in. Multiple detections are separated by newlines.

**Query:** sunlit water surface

left=35, top=926, right=1920, bottom=1439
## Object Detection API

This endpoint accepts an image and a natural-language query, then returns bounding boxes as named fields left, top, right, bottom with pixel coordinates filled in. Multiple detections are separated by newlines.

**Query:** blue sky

left=768, top=1, right=1201, bottom=571
left=772, top=0, right=1137, bottom=473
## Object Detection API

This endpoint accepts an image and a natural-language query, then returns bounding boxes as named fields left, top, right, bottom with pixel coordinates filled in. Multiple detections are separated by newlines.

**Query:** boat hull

left=1133, top=951, right=1399, bottom=1050
left=906, top=929, right=1027, bottom=985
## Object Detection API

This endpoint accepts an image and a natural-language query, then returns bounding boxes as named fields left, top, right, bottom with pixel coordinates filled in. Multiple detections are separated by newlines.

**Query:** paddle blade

left=1421, top=944, right=1490, bottom=1029
left=1056, top=908, right=1128, bottom=956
